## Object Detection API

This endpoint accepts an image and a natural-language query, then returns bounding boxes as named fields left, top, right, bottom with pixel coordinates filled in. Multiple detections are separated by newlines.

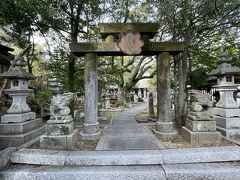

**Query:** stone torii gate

left=70, top=23, right=184, bottom=140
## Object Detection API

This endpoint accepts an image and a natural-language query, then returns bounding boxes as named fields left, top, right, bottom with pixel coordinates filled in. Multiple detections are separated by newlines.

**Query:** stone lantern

left=0, top=53, right=44, bottom=149
left=208, top=52, right=240, bottom=138
left=0, top=54, right=36, bottom=123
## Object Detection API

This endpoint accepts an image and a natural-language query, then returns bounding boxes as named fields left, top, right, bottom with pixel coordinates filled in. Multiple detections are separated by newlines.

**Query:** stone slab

left=46, top=121, right=74, bottom=135
left=1, top=112, right=36, bottom=123
left=0, top=126, right=44, bottom=149
left=66, top=150, right=163, bottom=166
left=9, top=146, right=240, bottom=167
left=0, top=165, right=166, bottom=180
left=212, top=108, right=240, bottom=118
left=217, top=126, right=240, bottom=137
left=11, top=148, right=67, bottom=166
left=214, top=116, right=240, bottom=128
left=99, top=23, right=159, bottom=39
left=0, top=147, right=16, bottom=170
left=0, top=118, right=42, bottom=135
left=186, top=119, right=216, bottom=132
left=70, top=42, right=185, bottom=57
left=40, top=129, right=78, bottom=150
left=161, top=146, right=240, bottom=164
left=182, top=126, right=221, bottom=146
left=163, top=162, right=240, bottom=180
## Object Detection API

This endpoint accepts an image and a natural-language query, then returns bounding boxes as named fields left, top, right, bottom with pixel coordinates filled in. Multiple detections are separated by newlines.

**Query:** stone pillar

left=148, top=92, right=155, bottom=120
left=154, top=52, right=177, bottom=139
left=138, top=89, right=142, bottom=98
left=80, top=53, right=101, bottom=140
left=105, top=94, right=111, bottom=109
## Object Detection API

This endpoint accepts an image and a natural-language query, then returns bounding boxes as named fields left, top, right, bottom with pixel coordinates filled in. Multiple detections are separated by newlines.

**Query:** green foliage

left=35, top=90, right=53, bottom=105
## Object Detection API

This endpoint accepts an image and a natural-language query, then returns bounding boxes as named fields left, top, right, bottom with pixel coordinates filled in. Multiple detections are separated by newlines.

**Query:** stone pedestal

left=0, top=118, right=44, bottom=149
left=182, top=90, right=221, bottom=146
left=213, top=107, right=240, bottom=138
left=1, top=112, right=36, bottom=123
left=40, top=116, right=78, bottom=150
left=182, top=119, right=221, bottom=146
left=154, top=52, right=177, bottom=139
left=80, top=53, right=101, bottom=140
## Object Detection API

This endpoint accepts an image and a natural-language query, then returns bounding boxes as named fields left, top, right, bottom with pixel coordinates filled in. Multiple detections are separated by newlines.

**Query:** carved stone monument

left=208, top=52, right=240, bottom=138
left=40, top=93, right=78, bottom=150
left=182, top=90, right=221, bottom=146
left=0, top=49, right=44, bottom=149
left=117, top=32, right=144, bottom=55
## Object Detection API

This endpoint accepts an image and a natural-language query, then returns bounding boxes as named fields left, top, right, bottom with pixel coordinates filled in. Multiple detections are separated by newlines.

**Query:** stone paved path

left=96, top=103, right=164, bottom=150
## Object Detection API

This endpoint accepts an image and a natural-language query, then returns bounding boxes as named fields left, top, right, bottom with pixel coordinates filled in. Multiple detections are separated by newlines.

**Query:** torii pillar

left=70, top=23, right=184, bottom=140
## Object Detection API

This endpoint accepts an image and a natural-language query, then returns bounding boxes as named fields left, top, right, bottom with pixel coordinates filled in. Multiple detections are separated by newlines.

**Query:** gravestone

left=40, top=93, right=78, bottom=150
left=182, top=90, right=221, bottom=146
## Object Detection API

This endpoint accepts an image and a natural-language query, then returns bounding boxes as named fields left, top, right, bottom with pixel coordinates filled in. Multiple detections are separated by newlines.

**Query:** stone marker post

left=148, top=92, right=155, bottom=120
left=154, top=52, right=177, bottom=139
left=80, top=53, right=101, bottom=140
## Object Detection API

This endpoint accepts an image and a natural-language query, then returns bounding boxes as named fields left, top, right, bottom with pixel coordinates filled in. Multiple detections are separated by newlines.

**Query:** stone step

left=11, top=146, right=240, bottom=166
left=0, top=165, right=165, bottom=180
left=163, top=162, right=240, bottom=180
left=1, top=162, right=240, bottom=180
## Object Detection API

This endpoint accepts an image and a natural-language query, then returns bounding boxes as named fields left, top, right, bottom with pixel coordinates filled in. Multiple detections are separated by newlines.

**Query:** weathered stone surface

left=163, top=162, right=240, bottom=180
left=155, top=52, right=177, bottom=139
left=148, top=92, right=155, bottom=118
left=182, top=127, right=221, bottom=146
left=70, top=42, right=185, bottom=56
left=49, top=93, right=73, bottom=120
left=0, top=147, right=16, bottom=169
left=0, top=118, right=42, bottom=135
left=212, top=107, right=240, bottom=118
left=0, top=165, right=166, bottom=180
left=1, top=111, right=36, bottom=123
left=66, top=150, right=163, bottom=166
left=186, top=119, right=216, bottom=132
left=47, top=117, right=72, bottom=124
left=40, top=129, right=78, bottom=150
left=117, top=32, right=144, bottom=55
left=0, top=126, right=44, bottom=149
left=217, top=126, right=240, bottom=137
left=99, top=23, right=160, bottom=39
left=154, top=129, right=177, bottom=140
left=46, top=121, right=74, bottom=135
left=161, top=146, right=240, bottom=164
left=81, top=53, right=101, bottom=140
left=214, top=116, right=240, bottom=128
left=11, top=148, right=67, bottom=165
